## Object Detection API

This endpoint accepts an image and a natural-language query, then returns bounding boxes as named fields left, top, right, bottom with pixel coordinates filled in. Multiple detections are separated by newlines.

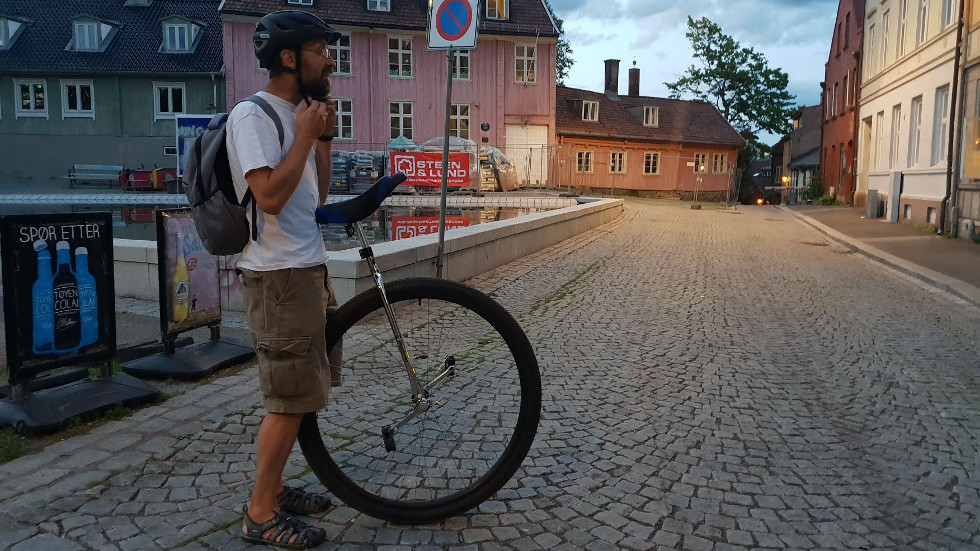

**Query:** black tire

left=298, top=277, right=541, bottom=524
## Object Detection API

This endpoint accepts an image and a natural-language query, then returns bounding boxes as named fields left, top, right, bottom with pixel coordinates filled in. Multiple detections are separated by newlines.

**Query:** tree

left=543, top=0, right=573, bottom=85
left=665, top=17, right=795, bottom=153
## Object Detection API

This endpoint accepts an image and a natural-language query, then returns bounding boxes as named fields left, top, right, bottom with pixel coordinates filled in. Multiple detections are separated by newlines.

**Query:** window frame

left=163, top=22, right=192, bottom=53
left=643, top=152, right=660, bottom=175
left=73, top=20, right=100, bottom=51
left=389, top=101, right=413, bottom=140
left=881, top=10, right=890, bottom=70
left=582, top=100, right=598, bottom=122
left=486, top=0, right=508, bottom=20
left=889, top=104, right=902, bottom=169
left=874, top=111, right=884, bottom=169
left=941, top=0, right=954, bottom=29
left=643, top=106, right=659, bottom=127
left=452, top=50, right=470, bottom=80
left=334, top=97, right=353, bottom=140
left=368, top=0, right=391, bottom=12
left=330, top=33, right=352, bottom=75
left=908, top=95, right=923, bottom=167
left=712, top=153, right=727, bottom=174
left=153, top=81, right=186, bottom=121
left=693, top=153, right=707, bottom=173
left=450, top=103, right=470, bottom=140
left=387, top=36, right=413, bottom=78
left=575, top=150, right=593, bottom=173
left=609, top=152, right=626, bottom=174
left=61, top=79, right=95, bottom=119
left=916, top=0, right=929, bottom=46
left=287, top=0, right=314, bottom=5
left=515, top=44, right=536, bottom=84
left=898, top=0, right=909, bottom=58
left=932, top=85, right=950, bottom=165
left=14, top=79, right=48, bottom=119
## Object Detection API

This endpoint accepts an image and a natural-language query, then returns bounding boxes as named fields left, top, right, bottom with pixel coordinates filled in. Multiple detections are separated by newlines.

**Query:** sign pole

left=436, top=47, right=454, bottom=279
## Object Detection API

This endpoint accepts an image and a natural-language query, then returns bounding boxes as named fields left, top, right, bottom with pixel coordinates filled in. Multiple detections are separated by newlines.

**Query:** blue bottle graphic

left=75, top=246, right=99, bottom=347
left=31, top=240, right=55, bottom=355
left=52, top=240, right=81, bottom=353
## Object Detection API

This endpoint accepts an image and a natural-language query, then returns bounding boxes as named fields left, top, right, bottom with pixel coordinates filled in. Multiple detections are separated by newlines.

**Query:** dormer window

left=161, top=18, right=202, bottom=53
left=643, top=106, right=658, bottom=127
left=69, top=17, right=116, bottom=52
left=582, top=101, right=598, bottom=122
left=0, top=18, right=27, bottom=50
left=487, top=0, right=508, bottom=20
left=287, top=0, right=314, bottom=5
left=368, top=0, right=390, bottom=12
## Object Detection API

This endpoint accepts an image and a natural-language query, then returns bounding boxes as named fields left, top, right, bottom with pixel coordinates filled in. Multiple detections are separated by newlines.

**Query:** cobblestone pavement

left=1, top=200, right=978, bottom=551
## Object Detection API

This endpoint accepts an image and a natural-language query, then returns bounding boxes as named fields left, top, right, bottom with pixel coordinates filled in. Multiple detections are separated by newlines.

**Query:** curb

left=780, top=206, right=980, bottom=309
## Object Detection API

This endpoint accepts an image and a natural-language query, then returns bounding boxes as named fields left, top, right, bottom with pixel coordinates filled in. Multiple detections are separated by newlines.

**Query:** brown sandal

left=241, top=505, right=326, bottom=549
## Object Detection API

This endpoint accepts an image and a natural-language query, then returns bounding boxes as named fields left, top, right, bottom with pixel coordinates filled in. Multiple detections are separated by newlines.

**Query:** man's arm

left=315, top=140, right=332, bottom=205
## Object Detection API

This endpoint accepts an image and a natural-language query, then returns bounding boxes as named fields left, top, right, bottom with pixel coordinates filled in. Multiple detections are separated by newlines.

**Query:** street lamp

left=781, top=175, right=789, bottom=205
left=691, top=163, right=706, bottom=210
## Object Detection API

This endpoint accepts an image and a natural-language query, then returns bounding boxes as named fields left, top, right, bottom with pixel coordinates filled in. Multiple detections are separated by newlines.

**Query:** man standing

left=226, top=10, right=340, bottom=549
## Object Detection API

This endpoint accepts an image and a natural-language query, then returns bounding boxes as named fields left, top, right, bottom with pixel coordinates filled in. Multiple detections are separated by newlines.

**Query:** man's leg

left=246, top=411, right=303, bottom=524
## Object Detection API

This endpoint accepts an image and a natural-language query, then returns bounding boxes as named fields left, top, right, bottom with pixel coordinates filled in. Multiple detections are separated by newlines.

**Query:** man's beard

left=301, top=73, right=329, bottom=101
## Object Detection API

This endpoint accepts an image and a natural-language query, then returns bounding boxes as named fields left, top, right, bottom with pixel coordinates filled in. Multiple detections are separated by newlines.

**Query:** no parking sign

left=428, top=0, right=478, bottom=50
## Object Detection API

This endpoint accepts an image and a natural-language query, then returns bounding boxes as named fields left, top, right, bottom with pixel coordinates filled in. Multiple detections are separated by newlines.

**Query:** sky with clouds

left=551, top=0, right=839, bottom=141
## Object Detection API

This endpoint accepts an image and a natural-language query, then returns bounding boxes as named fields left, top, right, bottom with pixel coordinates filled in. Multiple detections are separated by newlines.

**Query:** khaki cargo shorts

left=238, top=265, right=340, bottom=414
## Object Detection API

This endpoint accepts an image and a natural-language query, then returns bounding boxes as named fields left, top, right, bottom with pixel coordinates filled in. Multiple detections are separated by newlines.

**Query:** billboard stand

left=122, top=209, right=253, bottom=380
left=0, top=213, right=160, bottom=434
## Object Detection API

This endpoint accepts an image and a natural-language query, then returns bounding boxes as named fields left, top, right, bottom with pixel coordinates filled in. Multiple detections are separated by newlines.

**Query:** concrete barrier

left=112, top=197, right=624, bottom=310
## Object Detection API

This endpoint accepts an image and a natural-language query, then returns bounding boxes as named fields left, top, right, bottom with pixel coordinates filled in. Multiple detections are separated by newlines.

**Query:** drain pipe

left=941, top=0, right=967, bottom=235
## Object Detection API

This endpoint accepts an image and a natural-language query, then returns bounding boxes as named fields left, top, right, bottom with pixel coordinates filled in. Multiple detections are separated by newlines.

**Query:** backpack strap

left=239, top=94, right=286, bottom=242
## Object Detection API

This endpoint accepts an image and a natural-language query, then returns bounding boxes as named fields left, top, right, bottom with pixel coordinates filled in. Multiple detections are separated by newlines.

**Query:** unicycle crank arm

left=422, top=355, right=456, bottom=394
left=381, top=398, right=433, bottom=452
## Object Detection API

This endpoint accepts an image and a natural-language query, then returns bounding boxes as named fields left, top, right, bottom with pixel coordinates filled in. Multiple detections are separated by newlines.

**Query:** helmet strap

left=293, top=46, right=311, bottom=103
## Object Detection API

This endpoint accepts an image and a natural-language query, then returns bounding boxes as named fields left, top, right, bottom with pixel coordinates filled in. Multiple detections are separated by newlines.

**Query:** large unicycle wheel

left=297, top=277, right=541, bottom=525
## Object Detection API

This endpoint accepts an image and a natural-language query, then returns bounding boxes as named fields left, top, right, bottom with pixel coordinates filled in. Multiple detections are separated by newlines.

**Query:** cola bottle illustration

left=52, top=240, right=81, bottom=353
left=31, top=240, right=55, bottom=355
left=75, top=246, right=99, bottom=347
left=172, top=229, right=190, bottom=323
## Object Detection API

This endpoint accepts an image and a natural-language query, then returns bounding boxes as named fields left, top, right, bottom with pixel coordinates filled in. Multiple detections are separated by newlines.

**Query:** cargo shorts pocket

left=255, top=335, right=312, bottom=399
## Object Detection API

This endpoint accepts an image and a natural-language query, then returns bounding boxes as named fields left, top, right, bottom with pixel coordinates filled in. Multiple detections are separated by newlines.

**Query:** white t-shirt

left=226, top=91, right=328, bottom=271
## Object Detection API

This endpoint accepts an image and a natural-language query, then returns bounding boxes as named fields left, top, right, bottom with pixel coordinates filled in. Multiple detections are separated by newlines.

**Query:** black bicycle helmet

left=254, top=11, right=341, bottom=69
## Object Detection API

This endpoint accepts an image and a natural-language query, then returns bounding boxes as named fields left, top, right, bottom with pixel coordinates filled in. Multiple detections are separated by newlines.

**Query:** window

left=389, top=101, right=413, bottom=140
left=582, top=100, right=598, bottom=121
left=453, top=50, right=470, bottom=80
left=833, top=83, right=839, bottom=116
left=643, top=106, right=658, bottom=127
left=163, top=23, right=194, bottom=52
left=843, top=74, right=850, bottom=109
left=941, top=0, right=954, bottom=29
left=712, top=153, right=727, bottom=173
left=515, top=45, right=536, bottom=83
left=904, top=204, right=912, bottom=219
left=0, top=18, right=24, bottom=50
left=330, top=34, right=352, bottom=74
left=890, top=105, right=902, bottom=168
left=867, top=24, right=876, bottom=76
left=486, top=0, right=507, bottom=20
left=927, top=207, right=937, bottom=224
left=693, top=153, right=706, bottom=173
left=916, top=0, right=928, bottom=46
left=881, top=11, right=890, bottom=70
left=643, top=152, right=660, bottom=175
left=334, top=98, right=353, bottom=140
left=388, top=37, right=412, bottom=77
left=62, top=80, right=94, bottom=118
left=609, top=152, right=625, bottom=174
left=74, top=21, right=99, bottom=51
left=287, top=0, right=314, bottom=4
left=450, top=103, right=470, bottom=139
left=908, top=95, right=922, bottom=166
left=845, top=13, right=850, bottom=48
left=932, top=85, right=950, bottom=165
left=836, top=22, right=843, bottom=55
left=15, top=80, right=47, bottom=118
left=874, top=111, right=884, bottom=169
left=153, top=82, right=185, bottom=120
left=163, top=145, right=178, bottom=156
left=368, top=0, right=390, bottom=11
left=898, top=0, right=909, bottom=57
left=575, top=151, right=593, bottom=173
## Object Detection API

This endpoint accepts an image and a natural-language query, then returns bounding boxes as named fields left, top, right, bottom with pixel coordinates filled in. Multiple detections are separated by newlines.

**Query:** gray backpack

left=183, top=95, right=283, bottom=256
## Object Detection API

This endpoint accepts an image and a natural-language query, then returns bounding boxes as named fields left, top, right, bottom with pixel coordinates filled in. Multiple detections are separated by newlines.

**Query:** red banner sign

left=390, top=152, right=470, bottom=187
left=392, top=216, right=470, bottom=240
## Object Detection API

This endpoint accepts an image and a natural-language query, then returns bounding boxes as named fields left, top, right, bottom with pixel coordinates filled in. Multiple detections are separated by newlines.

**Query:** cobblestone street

left=1, top=199, right=978, bottom=550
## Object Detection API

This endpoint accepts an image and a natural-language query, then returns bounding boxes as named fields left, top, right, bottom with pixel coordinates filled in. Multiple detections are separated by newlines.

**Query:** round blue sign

left=436, top=0, right=472, bottom=42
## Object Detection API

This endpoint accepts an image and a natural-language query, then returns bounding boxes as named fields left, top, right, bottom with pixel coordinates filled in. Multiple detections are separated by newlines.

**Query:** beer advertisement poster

left=0, top=212, right=116, bottom=382
left=157, top=209, right=221, bottom=337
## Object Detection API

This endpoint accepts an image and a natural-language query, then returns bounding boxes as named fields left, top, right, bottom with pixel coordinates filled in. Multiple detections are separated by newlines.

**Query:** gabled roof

left=219, top=0, right=558, bottom=38
left=0, top=0, right=223, bottom=76
left=556, top=86, right=745, bottom=148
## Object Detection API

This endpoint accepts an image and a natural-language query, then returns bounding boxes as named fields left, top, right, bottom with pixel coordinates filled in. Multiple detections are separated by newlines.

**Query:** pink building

left=220, top=0, right=558, bottom=186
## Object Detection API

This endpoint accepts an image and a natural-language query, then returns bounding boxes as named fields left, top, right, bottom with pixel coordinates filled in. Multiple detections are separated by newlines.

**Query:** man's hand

left=297, top=100, right=329, bottom=142
left=322, top=98, right=338, bottom=139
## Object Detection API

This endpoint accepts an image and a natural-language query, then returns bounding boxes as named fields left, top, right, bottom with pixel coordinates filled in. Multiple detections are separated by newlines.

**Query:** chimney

left=628, top=65, right=640, bottom=97
left=604, top=59, right=620, bottom=95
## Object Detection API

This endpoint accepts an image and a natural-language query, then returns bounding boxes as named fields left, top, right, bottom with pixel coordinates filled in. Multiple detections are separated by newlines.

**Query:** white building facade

left=857, top=0, right=960, bottom=226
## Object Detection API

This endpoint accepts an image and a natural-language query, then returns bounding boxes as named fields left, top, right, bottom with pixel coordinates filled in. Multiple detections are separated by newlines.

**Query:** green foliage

left=665, top=17, right=796, bottom=152
left=818, top=195, right=837, bottom=206
left=543, top=0, right=573, bottom=85
left=0, top=429, right=28, bottom=464
left=807, top=172, right=824, bottom=201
